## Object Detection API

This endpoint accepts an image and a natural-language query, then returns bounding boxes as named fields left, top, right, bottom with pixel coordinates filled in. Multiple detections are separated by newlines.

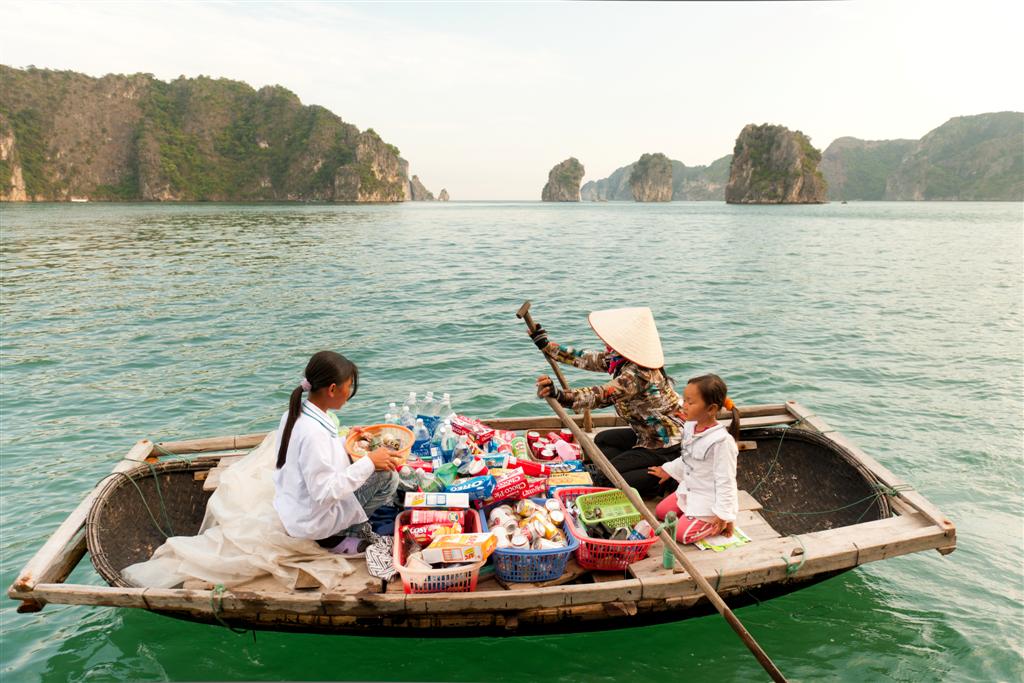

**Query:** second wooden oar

left=544, top=397, right=789, bottom=683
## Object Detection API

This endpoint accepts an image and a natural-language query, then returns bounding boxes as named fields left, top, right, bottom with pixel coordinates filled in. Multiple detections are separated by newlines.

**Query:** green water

left=1, top=201, right=1021, bottom=682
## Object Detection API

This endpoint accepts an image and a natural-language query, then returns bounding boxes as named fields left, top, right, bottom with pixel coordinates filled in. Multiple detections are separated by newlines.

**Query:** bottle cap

left=452, top=458, right=462, bottom=466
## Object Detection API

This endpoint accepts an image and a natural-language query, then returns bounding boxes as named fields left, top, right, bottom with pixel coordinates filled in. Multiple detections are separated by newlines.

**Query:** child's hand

left=711, top=517, right=734, bottom=537
left=647, top=465, right=670, bottom=484
left=367, top=448, right=398, bottom=471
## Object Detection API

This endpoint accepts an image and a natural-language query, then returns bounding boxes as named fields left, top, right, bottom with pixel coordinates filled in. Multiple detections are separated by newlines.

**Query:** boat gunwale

left=7, top=402, right=957, bottom=619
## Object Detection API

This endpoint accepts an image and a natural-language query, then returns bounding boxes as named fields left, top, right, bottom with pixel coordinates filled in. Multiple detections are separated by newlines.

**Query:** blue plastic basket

left=481, top=498, right=580, bottom=583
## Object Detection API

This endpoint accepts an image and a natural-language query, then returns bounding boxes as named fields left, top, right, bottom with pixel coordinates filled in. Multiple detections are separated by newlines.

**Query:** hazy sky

left=4, top=1, right=1022, bottom=199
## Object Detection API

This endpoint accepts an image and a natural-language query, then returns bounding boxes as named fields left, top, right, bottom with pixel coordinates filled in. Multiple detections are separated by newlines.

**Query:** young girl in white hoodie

left=273, top=351, right=400, bottom=557
left=648, top=374, right=739, bottom=544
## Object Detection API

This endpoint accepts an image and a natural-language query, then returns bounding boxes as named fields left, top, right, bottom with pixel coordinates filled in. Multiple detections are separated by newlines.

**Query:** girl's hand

left=368, top=448, right=398, bottom=472
left=647, top=465, right=670, bottom=484
left=711, top=516, right=734, bottom=537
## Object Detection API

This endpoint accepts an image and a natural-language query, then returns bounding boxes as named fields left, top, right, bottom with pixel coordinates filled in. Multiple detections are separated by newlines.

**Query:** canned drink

left=493, top=526, right=511, bottom=548
left=546, top=431, right=564, bottom=443
left=526, top=431, right=541, bottom=444
left=560, top=428, right=574, bottom=443
left=514, top=499, right=542, bottom=518
left=510, top=533, right=529, bottom=549
left=488, top=506, right=516, bottom=528
left=549, top=509, right=566, bottom=526
left=534, top=538, right=564, bottom=550
left=537, top=445, right=557, bottom=461
left=528, top=513, right=559, bottom=540
left=544, top=499, right=561, bottom=513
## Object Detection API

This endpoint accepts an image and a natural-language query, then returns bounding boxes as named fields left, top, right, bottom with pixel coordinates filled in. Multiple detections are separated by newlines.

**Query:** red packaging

left=402, top=521, right=463, bottom=544
left=490, top=470, right=529, bottom=502
left=530, top=438, right=551, bottom=458
left=554, top=440, right=582, bottom=461
left=493, top=429, right=517, bottom=445
left=450, top=414, right=496, bottom=446
left=507, top=456, right=551, bottom=477
left=407, top=460, right=433, bottom=473
left=546, top=431, right=566, bottom=443
left=526, top=431, right=541, bottom=445
left=410, top=510, right=466, bottom=525
left=560, top=428, right=574, bottom=443
left=518, top=479, right=548, bottom=499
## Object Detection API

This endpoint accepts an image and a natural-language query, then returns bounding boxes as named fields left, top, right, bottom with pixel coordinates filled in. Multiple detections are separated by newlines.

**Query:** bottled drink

left=412, top=418, right=431, bottom=458
left=430, top=421, right=447, bottom=451
left=384, top=402, right=399, bottom=425
left=422, top=391, right=438, bottom=417
left=418, top=469, right=442, bottom=492
left=440, top=421, right=458, bottom=462
left=399, top=405, right=416, bottom=429
left=438, top=393, right=455, bottom=421
left=430, top=446, right=443, bottom=471
left=403, top=391, right=418, bottom=418
left=453, top=434, right=471, bottom=463
left=432, top=458, right=462, bottom=490
left=398, top=465, right=420, bottom=491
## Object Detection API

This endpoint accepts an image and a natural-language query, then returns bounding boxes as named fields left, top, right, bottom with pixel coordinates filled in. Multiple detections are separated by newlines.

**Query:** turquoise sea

left=1, top=201, right=1021, bottom=682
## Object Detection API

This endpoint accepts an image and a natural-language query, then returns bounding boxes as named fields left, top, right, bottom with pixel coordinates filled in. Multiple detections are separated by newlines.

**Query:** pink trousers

left=654, top=495, right=718, bottom=544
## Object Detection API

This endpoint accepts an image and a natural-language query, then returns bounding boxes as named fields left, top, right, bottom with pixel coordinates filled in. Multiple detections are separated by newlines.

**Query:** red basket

left=554, top=486, right=658, bottom=571
left=393, top=509, right=485, bottom=594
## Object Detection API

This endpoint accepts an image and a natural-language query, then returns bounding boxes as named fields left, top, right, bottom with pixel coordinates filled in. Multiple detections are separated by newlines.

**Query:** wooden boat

left=7, top=401, right=956, bottom=635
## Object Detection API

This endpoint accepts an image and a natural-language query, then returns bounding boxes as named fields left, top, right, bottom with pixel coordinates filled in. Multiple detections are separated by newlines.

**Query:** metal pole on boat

left=545, top=397, right=789, bottom=682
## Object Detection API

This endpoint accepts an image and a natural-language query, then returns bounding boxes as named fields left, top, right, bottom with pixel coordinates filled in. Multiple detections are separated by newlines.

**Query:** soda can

left=544, top=499, right=561, bottom=513
left=510, top=533, right=529, bottom=550
left=526, top=431, right=541, bottom=445
left=549, top=509, right=566, bottom=526
left=527, top=513, right=559, bottom=540
left=560, top=428, right=574, bottom=443
left=546, top=431, right=564, bottom=443
left=536, top=445, right=557, bottom=461
left=488, top=505, right=516, bottom=528
left=514, top=499, right=542, bottom=518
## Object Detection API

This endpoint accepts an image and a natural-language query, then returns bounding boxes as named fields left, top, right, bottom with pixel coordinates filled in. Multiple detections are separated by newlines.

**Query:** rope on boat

left=761, top=483, right=914, bottom=519
left=209, top=584, right=251, bottom=636
left=781, top=535, right=807, bottom=576
left=749, top=418, right=804, bottom=496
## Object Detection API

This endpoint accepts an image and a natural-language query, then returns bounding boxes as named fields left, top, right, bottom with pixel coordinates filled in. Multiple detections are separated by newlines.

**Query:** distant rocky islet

left=0, top=65, right=444, bottom=203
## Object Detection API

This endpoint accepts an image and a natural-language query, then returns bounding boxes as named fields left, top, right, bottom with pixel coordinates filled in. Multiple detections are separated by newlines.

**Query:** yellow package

left=422, top=532, right=498, bottom=564
left=548, top=472, right=594, bottom=486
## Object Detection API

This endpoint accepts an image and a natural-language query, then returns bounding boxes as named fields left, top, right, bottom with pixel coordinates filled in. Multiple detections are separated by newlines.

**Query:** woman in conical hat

left=532, top=307, right=684, bottom=498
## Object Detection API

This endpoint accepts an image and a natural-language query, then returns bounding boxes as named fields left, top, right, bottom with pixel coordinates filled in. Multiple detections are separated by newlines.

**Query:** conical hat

left=588, top=307, right=665, bottom=369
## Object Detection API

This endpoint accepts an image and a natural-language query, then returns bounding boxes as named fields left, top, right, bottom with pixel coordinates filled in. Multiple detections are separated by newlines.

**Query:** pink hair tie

left=300, top=377, right=312, bottom=392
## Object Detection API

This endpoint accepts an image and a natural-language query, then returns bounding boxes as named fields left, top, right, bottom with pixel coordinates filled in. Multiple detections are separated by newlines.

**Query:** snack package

left=489, top=470, right=529, bottom=502
left=519, top=479, right=548, bottom=499
left=548, top=460, right=585, bottom=473
left=402, top=521, right=463, bottom=545
left=449, top=415, right=496, bottom=447
left=547, top=471, right=594, bottom=487
left=404, top=492, right=471, bottom=509
left=446, top=475, right=497, bottom=501
left=422, top=532, right=498, bottom=564
left=510, top=436, right=530, bottom=460
left=410, top=510, right=466, bottom=525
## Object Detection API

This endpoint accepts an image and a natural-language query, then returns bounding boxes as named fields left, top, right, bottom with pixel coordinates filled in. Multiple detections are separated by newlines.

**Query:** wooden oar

left=516, top=300, right=593, bottom=431
left=543, top=397, right=788, bottom=683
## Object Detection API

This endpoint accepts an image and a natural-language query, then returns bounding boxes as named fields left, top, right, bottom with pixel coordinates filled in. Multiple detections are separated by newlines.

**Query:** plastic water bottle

left=453, top=434, right=471, bottom=463
left=421, top=391, right=437, bottom=417
left=397, top=465, right=419, bottom=491
left=384, top=402, right=399, bottom=425
left=412, top=418, right=431, bottom=458
left=441, top=422, right=458, bottom=462
left=430, top=446, right=443, bottom=471
left=419, top=469, right=442, bottom=493
left=430, top=421, right=447, bottom=452
left=403, top=391, right=418, bottom=418
left=399, top=405, right=416, bottom=429
left=438, top=393, right=455, bottom=421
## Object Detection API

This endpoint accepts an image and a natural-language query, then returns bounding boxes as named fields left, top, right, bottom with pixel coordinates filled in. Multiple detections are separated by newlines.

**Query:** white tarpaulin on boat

left=122, top=431, right=355, bottom=590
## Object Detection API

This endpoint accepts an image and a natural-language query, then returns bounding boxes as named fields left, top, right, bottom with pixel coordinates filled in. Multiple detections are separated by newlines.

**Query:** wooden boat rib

left=7, top=401, right=956, bottom=635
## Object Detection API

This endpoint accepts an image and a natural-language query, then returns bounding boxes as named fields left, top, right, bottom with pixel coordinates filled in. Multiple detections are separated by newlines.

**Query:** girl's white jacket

left=662, top=421, right=739, bottom=522
left=272, top=401, right=374, bottom=539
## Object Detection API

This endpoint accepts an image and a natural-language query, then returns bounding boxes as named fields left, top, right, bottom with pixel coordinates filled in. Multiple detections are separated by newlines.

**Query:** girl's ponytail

left=727, top=402, right=741, bottom=442
left=276, top=385, right=304, bottom=468
left=276, top=351, right=359, bottom=469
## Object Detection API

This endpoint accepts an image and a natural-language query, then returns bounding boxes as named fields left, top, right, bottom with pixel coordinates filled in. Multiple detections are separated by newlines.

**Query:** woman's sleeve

left=543, top=342, right=610, bottom=373
left=710, top=439, right=739, bottom=522
left=298, top=432, right=375, bottom=505
left=566, top=364, right=642, bottom=411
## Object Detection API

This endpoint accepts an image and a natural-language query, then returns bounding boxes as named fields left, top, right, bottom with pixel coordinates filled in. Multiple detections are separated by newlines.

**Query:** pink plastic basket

left=554, top=486, right=658, bottom=571
left=393, top=509, right=485, bottom=594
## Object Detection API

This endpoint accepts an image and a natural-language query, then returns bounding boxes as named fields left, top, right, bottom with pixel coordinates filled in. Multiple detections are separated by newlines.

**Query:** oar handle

left=517, top=301, right=593, bottom=432
left=545, top=397, right=788, bottom=683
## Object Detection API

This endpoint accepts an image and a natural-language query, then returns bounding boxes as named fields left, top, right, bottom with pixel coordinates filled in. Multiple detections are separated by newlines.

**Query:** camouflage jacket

left=543, top=342, right=685, bottom=449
